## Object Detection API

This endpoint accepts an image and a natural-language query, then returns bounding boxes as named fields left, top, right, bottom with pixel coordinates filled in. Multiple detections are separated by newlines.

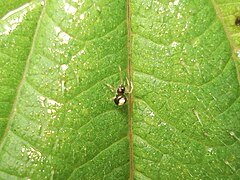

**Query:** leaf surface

left=0, top=0, right=129, bottom=179
left=0, top=0, right=239, bottom=179
left=131, top=0, right=240, bottom=179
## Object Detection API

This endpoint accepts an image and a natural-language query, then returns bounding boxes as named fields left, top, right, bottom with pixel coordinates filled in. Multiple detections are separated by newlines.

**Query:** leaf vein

left=67, top=136, right=127, bottom=179
left=0, top=2, right=47, bottom=152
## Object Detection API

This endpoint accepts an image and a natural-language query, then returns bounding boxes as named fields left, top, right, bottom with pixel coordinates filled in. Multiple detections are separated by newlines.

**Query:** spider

left=106, top=67, right=133, bottom=106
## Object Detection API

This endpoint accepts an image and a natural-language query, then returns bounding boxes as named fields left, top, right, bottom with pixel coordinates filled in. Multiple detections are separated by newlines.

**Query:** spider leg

left=118, top=66, right=124, bottom=85
left=126, top=77, right=133, bottom=94
left=105, top=83, right=115, bottom=93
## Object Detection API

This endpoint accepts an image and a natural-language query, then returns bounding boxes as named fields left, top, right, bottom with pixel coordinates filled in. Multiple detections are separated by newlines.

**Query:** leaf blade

left=131, top=0, right=240, bottom=178
left=0, top=0, right=129, bottom=179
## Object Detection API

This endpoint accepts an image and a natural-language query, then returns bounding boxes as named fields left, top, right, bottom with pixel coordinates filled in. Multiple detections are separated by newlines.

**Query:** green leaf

left=132, top=0, right=240, bottom=179
left=0, top=0, right=239, bottom=179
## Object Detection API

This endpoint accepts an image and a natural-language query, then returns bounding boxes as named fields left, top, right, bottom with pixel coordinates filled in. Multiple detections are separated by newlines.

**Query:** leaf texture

left=0, top=0, right=239, bottom=179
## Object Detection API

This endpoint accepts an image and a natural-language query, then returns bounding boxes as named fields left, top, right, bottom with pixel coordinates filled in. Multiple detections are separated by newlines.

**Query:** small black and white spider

left=114, top=85, right=127, bottom=106
left=106, top=67, right=133, bottom=106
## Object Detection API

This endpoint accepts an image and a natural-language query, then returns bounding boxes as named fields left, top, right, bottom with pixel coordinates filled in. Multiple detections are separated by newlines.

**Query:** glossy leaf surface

left=0, top=0, right=239, bottom=179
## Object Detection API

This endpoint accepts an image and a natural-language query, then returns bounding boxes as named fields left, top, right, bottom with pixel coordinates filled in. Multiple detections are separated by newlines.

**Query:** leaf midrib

left=127, top=0, right=134, bottom=179
left=211, top=0, right=240, bottom=84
